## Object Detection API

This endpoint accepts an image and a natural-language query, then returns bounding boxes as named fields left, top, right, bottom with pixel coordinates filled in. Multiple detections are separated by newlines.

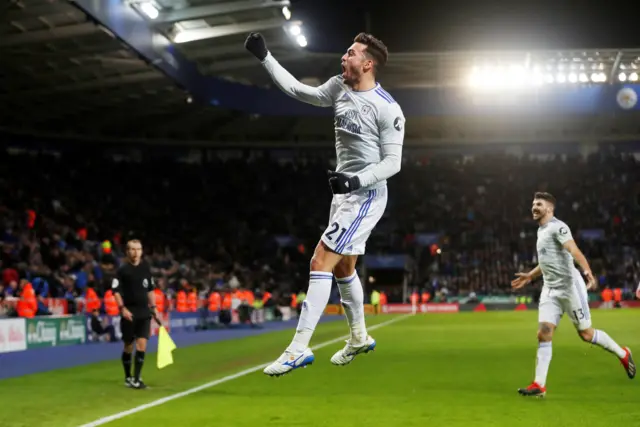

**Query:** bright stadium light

left=630, top=72, right=639, bottom=82
left=139, top=1, right=159, bottom=19
left=568, top=73, right=578, bottom=83
left=296, top=35, right=307, bottom=47
left=579, top=73, right=589, bottom=83
left=289, top=24, right=301, bottom=36
left=556, top=73, right=566, bottom=83
left=282, top=6, right=291, bottom=20
left=545, top=73, right=554, bottom=83
left=532, top=70, right=544, bottom=86
left=619, top=72, right=628, bottom=82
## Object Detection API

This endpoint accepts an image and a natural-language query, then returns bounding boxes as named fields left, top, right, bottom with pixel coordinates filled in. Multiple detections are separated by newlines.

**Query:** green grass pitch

left=3, top=310, right=638, bottom=427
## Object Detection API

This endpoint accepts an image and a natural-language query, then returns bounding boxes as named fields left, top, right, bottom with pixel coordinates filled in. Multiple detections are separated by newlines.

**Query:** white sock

left=287, top=271, right=333, bottom=353
left=336, top=271, right=367, bottom=344
left=591, top=329, right=626, bottom=358
left=534, top=341, right=552, bottom=387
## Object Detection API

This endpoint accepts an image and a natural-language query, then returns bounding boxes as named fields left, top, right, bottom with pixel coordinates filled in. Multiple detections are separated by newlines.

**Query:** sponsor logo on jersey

left=335, top=109, right=362, bottom=135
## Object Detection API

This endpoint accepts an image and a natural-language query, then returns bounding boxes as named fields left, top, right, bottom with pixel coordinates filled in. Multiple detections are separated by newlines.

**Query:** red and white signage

left=0, top=319, right=27, bottom=353
left=381, top=303, right=459, bottom=314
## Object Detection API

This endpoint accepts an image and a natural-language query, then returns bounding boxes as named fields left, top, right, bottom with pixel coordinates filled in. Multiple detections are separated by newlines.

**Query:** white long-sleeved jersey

left=262, top=53, right=405, bottom=189
left=537, top=217, right=580, bottom=288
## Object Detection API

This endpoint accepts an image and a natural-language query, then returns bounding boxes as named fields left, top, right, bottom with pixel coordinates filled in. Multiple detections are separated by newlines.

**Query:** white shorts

left=538, top=270, right=592, bottom=331
left=320, top=186, right=388, bottom=255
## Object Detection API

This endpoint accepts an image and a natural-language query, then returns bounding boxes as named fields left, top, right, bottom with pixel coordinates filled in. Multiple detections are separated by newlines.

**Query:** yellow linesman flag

left=157, top=326, right=176, bottom=369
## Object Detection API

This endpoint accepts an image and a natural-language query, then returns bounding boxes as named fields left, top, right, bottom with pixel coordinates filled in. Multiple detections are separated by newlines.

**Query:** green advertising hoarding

left=26, top=315, right=86, bottom=348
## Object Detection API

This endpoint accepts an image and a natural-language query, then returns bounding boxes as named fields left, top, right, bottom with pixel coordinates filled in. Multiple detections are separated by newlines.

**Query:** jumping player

left=244, top=32, right=405, bottom=376
left=512, top=192, right=635, bottom=397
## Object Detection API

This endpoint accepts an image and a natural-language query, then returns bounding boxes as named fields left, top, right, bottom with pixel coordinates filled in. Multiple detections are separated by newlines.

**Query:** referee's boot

left=130, top=378, right=148, bottom=389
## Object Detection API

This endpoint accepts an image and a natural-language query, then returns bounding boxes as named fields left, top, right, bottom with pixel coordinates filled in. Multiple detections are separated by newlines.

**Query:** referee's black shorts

left=120, top=317, right=151, bottom=343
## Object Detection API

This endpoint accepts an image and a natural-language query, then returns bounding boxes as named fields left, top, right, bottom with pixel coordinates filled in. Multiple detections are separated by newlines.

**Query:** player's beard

left=342, top=66, right=359, bottom=87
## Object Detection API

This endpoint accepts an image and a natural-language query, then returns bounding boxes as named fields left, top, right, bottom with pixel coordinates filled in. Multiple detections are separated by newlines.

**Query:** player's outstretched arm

left=244, top=33, right=338, bottom=107
left=562, top=240, right=596, bottom=289
left=511, top=265, right=541, bottom=289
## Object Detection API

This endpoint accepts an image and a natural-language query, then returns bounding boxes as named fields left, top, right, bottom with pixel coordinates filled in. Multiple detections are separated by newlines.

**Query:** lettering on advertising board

left=58, top=316, right=86, bottom=345
left=26, top=318, right=58, bottom=348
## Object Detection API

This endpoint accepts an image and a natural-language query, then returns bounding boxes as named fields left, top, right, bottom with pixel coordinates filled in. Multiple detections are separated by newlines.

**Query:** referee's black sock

left=134, top=351, right=146, bottom=381
left=122, top=352, right=132, bottom=378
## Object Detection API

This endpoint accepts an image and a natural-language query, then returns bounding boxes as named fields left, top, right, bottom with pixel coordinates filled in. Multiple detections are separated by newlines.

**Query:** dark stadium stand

left=2, top=142, right=639, bottom=315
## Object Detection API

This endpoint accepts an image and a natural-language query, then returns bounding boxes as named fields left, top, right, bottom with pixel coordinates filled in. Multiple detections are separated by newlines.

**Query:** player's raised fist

left=328, top=170, right=361, bottom=194
left=245, top=32, right=268, bottom=61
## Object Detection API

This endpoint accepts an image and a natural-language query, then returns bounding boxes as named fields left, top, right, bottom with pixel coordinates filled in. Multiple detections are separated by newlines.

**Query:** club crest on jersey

left=559, top=227, right=568, bottom=235
left=361, top=105, right=372, bottom=115
left=143, top=278, right=149, bottom=288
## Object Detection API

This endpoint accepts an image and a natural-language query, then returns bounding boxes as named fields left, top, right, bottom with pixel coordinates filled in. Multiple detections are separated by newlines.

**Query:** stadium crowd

left=1, top=143, right=639, bottom=318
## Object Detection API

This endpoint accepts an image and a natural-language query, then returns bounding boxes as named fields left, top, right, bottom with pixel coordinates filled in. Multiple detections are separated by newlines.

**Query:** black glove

left=244, top=32, right=268, bottom=61
left=328, top=171, right=361, bottom=194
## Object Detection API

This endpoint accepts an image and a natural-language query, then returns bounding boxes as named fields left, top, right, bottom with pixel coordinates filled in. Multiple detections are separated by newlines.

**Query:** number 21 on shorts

left=325, top=222, right=347, bottom=242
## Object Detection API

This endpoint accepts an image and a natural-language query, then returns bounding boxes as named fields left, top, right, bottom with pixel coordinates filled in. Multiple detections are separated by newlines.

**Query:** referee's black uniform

left=112, top=260, right=155, bottom=341
left=111, top=260, right=155, bottom=388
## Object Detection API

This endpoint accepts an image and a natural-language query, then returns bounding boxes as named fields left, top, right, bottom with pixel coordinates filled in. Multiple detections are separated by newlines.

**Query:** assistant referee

left=111, top=239, right=159, bottom=389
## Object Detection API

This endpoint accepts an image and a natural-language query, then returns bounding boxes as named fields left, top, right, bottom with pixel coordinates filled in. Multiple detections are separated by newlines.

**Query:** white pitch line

left=77, top=314, right=412, bottom=427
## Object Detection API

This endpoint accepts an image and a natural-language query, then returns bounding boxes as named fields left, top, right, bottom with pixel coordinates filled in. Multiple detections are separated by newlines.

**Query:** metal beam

left=5, top=3, right=71, bottom=21
left=207, top=53, right=304, bottom=73
left=172, top=18, right=298, bottom=43
left=0, top=22, right=98, bottom=47
left=156, top=0, right=290, bottom=24
left=0, top=71, right=163, bottom=97
left=187, top=39, right=289, bottom=60
left=609, top=51, right=623, bottom=84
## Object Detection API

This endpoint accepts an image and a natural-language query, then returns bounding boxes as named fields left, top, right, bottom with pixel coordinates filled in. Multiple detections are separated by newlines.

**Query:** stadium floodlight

left=556, top=73, right=566, bottom=83
left=282, top=6, right=291, bottom=20
left=630, top=72, right=639, bottom=82
left=579, top=73, right=589, bottom=83
left=589, top=72, right=607, bottom=83
left=139, top=1, right=159, bottom=20
left=289, top=24, right=301, bottom=36
left=296, top=35, right=307, bottom=47
left=568, top=73, right=578, bottom=83
left=531, top=71, right=544, bottom=86
left=619, top=72, right=627, bottom=82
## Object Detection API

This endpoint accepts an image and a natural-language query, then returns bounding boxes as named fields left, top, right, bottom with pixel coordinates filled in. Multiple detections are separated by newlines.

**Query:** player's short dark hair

left=534, top=192, right=556, bottom=206
left=126, top=239, right=142, bottom=247
left=353, top=32, right=388, bottom=71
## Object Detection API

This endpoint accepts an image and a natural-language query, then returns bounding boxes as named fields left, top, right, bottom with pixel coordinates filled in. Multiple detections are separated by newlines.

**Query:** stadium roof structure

left=3, top=0, right=640, bottom=146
